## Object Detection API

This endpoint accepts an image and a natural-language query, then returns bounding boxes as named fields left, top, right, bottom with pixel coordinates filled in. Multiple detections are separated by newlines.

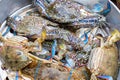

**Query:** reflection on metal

left=0, top=0, right=32, bottom=23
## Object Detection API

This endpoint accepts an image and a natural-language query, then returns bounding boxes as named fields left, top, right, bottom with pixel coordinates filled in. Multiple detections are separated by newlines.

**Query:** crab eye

left=100, top=16, right=102, bottom=19
left=98, top=16, right=102, bottom=20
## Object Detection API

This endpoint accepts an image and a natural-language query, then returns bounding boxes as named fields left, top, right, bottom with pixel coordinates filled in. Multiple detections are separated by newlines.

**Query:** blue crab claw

left=4, top=17, right=17, bottom=36
left=100, top=1, right=111, bottom=16
left=2, top=26, right=16, bottom=36
left=80, top=30, right=90, bottom=45
left=92, top=1, right=111, bottom=16
left=45, top=39, right=57, bottom=60
left=2, top=26, right=11, bottom=36
left=15, top=71, right=22, bottom=80
left=97, top=75, right=113, bottom=80
left=92, top=3, right=104, bottom=13
left=51, top=39, right=57, bottom=59
left=15, top=71, right=19, bottom=80
left=68, top=70, right=73, bottom=80
left=34, top=0, right=50, bottom=18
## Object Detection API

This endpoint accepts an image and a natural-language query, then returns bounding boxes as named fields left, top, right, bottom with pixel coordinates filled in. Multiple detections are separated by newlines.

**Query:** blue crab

left=21, top=61, right=90, bottom=80
left=7, top=15, right=58, bottom=36
left=0, top=34, right=37, bottom=71
left=6, top=15, right=110, bottom=52
left=87, top=29, right=120, bottom=80
left=34, top=0, right=106, bottom=29
left=6, top=15, right=84, bottom=50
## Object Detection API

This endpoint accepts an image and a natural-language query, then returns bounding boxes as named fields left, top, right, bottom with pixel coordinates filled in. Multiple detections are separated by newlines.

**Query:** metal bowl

left=0, top=0, right=120, bottom=80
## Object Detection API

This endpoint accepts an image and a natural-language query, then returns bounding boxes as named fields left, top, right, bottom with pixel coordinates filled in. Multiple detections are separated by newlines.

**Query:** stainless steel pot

left=0, top=0, right=120, bottom=80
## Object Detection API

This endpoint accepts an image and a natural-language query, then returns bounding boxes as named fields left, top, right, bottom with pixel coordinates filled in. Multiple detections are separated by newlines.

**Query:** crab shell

left=7, top=16, right=58, bottom=36
left=21, top=62, right=89, bottom=80
left=34, top=0, right=104, bottom=24
left=21, top=63, right=71, bottom=80
left=87, top=44, right=118, bottom=79
left=0, top=36, right=39, bottom=71
left=7, top=16, right=85, bottom=50
left=3, top=36, right=38, bottom=52
left=0, top=45, right=32, bottom=71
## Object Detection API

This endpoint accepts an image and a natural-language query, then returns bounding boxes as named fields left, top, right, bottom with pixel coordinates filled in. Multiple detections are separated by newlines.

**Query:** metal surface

left=0, top=4, right=35, bottom=37
left=107, top=1, right=120, bottom=25
left=0, top=0, right=32, bottom=24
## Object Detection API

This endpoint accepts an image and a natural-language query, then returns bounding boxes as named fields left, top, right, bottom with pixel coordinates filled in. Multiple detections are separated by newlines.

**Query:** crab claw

left=97, top=75, right=113, bottom=80
left=100, top=1, right=111, bottom=16
left=80, top=30, right=90, bottom=45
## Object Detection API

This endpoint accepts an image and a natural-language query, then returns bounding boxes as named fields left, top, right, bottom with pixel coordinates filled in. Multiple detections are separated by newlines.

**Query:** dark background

left=112, top=0, right=120, bottom=8
left=112, top=0, right=117, bottom=4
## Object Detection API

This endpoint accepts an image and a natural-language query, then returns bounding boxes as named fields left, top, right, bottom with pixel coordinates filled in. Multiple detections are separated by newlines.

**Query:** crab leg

left=34, top=0, right=49, bottom=17
left=35, top=27, right=47, bottom=51
left=28, top=53, right=51, bottom=63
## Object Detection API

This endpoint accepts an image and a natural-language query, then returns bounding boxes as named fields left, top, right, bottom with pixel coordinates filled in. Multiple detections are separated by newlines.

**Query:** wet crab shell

left=34, top=0, right=103, bottom=24
left=7, top=16, right=58, bottom=36
left=0, top=45, right=32, bottom=71
left=87, top=44, right=118, bottom=79
left=21, top=62, right=89, bottom=80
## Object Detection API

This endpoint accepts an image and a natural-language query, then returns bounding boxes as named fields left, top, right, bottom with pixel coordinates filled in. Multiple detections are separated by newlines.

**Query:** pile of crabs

left=0, top=0, right=120, bottom=80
